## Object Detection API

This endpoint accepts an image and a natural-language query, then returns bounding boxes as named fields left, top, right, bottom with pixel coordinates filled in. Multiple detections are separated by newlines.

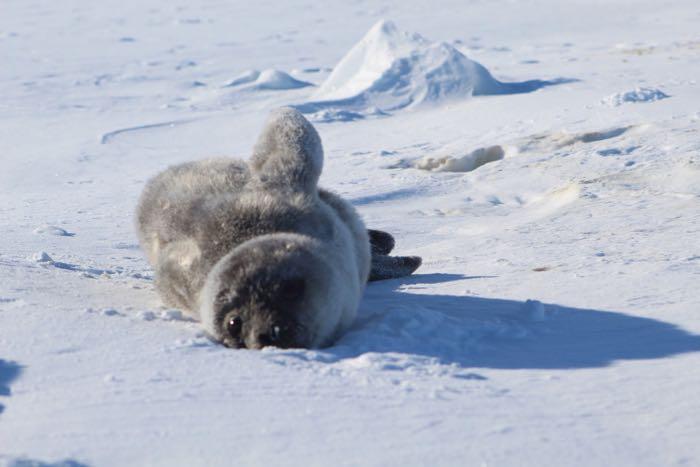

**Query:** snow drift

left=295, top=20, right=563, bottom=119
left=224, top=69, right=313, bottom=91
left=415, top=145, right=505, bottom=173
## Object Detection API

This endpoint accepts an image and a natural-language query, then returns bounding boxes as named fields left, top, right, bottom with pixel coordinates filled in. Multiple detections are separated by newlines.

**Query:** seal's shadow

left=0, top=359, right=22, bottom=415
left=327, top=274, right=700, bottom=369
left=5, top=458, right=90, bottom=467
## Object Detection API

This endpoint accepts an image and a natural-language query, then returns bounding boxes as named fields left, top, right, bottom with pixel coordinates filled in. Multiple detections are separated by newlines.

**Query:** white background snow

left=1, top=0, right=700, bottom=466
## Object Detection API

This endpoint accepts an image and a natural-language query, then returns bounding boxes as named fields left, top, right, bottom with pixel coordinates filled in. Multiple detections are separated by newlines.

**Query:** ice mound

left=603, top=87, right=670, bottom=106
left=295, top=20, right=558, bottom=120
left=224, top=69, right=312, bottom=91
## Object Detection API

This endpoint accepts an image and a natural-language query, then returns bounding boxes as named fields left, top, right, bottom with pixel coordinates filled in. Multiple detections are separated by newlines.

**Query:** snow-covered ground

left=1, top=1, right=700, bottom=465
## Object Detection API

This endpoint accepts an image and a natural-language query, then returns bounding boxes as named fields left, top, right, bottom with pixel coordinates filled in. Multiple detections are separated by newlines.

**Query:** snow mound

left=253, top=69, right=313, bottom=90
left=223, top=69, right=260, bottom=87
left=31, top=251, right=53, bottom=263
left=295, top=20, right=557, bottom=120
left=603, top=87, right=670, bottom=106
left=415, top=145, right=504, bottom=172
left=224, top=69, right=312, bottom=91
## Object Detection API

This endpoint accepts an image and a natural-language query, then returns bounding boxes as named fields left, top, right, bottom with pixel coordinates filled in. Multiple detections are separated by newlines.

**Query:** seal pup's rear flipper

left=368, top=229, right=395, bottom=255
left=369, top=255, right=422, bottom=282
left=250, top=107, right=323, bottom=193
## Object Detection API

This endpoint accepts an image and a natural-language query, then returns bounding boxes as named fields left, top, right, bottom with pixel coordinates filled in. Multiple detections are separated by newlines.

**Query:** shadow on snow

left=0, top=359, right=22, bottom=414
left=323, top=274, right=700, bottom=369
left=5, top=458, right=90, bottom=467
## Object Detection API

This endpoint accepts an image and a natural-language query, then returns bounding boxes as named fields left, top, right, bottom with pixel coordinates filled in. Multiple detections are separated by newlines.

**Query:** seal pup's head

left=199, top=234, right=340, bottom=349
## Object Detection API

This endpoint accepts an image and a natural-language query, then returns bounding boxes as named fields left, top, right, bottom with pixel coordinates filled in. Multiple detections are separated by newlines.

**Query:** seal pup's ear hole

left=368, top=229, right=395, bottom=255
left=278, top=277, right=306, bottom=302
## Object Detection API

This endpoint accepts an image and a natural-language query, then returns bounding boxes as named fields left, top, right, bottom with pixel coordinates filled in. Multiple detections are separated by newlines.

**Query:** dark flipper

left=368, top=229, right=395, bottom=256
left=369, top=255, right=422, bottom=282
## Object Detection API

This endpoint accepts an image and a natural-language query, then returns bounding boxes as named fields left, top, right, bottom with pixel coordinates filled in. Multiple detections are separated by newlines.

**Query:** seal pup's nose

left=253, top=324, right=284, bottom=348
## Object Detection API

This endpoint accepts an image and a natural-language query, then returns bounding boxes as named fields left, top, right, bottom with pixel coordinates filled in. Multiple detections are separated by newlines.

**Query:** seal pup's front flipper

left=369, top=254, right=422, bottom=282
left=368, top=229, right=395, bottom=256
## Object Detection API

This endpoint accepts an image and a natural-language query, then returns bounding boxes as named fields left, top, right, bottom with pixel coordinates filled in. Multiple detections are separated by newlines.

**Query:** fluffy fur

left=137, top=107, right=420, bottom=349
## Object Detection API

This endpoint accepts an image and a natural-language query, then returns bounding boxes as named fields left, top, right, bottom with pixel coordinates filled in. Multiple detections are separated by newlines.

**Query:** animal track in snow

left=0, top=297, right=26, bottom=310
left=31, top=252, right=153, bottom=281
left=425, top=183, right=582, bottom=235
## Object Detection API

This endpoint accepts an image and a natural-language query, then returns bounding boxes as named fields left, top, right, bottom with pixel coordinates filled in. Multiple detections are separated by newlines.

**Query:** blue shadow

left=323, top=274, right=700, bottom=369
left=0, top=359, right=22, bottom=414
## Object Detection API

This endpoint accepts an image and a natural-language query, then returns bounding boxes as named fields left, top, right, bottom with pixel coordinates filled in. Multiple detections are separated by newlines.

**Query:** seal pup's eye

left=227, top=316, right=243, bottom=339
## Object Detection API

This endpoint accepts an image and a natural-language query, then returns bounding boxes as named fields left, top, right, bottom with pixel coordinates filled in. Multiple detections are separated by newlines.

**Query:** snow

left=223, top=69, right=261, bottom=87
left=222, top=69, right=313, bottom=91
left=296, top=20, right=568, bottom=119
left=1, top=0, right=700, bottom=466
left=238, top=69, right=313, bottom=91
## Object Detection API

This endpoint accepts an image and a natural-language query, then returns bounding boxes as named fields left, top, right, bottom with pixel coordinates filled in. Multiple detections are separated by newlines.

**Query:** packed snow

left=1, top=0, right=700, bottom=466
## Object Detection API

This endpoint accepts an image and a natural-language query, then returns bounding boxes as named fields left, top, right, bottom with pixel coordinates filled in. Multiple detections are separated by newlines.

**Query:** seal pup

left=136, top=108, right=420, bottom=349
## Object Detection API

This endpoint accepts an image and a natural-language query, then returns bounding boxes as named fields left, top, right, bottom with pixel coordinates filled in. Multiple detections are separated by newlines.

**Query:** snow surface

left=2, top=1, right=700, bottom=466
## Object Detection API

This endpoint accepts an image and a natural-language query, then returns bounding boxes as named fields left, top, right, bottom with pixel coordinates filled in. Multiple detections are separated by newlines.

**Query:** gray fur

left=368, top=229, right=395, bottom=255
left=369, top=254, right=422, bottom=281
left=137, top=108, right=371, bottom=348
